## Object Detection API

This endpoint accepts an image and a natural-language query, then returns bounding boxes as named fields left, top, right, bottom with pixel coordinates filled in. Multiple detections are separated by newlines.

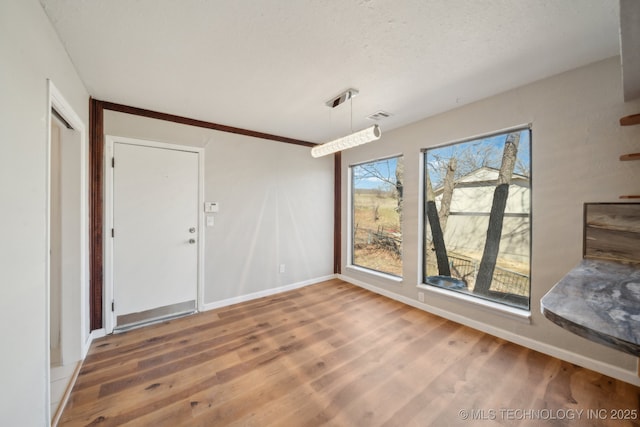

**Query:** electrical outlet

left=279, top=264, right=285, bottom=273
left=418, top=292, right=425, bottom=302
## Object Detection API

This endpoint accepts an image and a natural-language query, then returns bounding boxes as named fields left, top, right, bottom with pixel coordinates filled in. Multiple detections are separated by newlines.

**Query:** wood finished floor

left=60, top=279, right=640, bottom=426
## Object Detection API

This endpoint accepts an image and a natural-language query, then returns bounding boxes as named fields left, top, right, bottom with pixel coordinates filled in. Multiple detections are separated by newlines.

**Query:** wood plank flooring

left=59, top=279, right=640, bottom=426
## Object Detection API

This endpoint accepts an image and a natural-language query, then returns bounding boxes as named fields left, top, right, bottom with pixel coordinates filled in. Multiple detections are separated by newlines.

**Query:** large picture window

left=351, top=156, right=403, bottom=277
left=423, top=128, right=531, bottom=310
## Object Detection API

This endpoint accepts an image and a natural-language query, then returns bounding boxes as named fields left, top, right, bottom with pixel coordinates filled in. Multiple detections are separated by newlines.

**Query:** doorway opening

left=47, top=81, right=89, bottom=423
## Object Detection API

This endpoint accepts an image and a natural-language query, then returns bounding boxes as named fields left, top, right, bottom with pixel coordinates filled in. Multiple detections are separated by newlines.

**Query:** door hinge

left=111, top=300, right=115, bottom=312
left=112, top=157, right=115, bottom=168
left=111, top=228, right=115, bottom=238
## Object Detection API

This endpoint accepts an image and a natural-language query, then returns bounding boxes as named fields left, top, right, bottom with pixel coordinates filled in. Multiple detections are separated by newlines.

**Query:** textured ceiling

left=40, top=0, right=621, bottom=143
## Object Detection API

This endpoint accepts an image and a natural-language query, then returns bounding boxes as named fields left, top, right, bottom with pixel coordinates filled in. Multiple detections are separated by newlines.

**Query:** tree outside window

left=351, top=156, right=403, bottom=277
left=424, top=129, right=531, bottom=310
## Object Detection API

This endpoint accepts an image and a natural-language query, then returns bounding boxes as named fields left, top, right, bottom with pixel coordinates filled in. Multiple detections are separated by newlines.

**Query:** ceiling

left=40, top=0, right=624, bottom=144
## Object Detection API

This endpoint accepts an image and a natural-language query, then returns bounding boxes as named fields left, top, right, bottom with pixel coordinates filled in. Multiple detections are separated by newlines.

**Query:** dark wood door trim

left=100, top=101, right=315, bottom=147
left=89, top=99, right=325, bottom=330
left=89, top=98, right=104, bottom=330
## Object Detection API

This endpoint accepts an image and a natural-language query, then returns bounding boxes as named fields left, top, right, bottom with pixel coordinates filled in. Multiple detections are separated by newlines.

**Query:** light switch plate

left=204, top=202, right=219, bottom=213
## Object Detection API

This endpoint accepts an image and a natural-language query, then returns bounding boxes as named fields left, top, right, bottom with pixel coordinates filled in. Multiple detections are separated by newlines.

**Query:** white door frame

left=104, top=135, right=205, bottom=334
left=45, top=80, right=89, bottom=422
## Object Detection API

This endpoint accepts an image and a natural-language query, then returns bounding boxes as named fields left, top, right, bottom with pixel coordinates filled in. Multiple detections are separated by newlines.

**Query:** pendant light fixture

left=311, top=88, right=382, bottom=158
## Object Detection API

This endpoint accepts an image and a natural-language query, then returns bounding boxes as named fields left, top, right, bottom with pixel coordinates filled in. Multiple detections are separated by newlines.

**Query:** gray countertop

left=541, top=258, right=640, bottom=357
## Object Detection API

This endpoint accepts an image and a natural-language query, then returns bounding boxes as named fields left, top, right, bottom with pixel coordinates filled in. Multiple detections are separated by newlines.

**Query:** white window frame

left=419, top=125, right=532, bottom=316
left=347, top=154, right=404, bottom=281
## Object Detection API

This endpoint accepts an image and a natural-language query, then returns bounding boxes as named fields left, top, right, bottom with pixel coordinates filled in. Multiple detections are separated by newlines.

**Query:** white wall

left=340, top=57, right=640, bottom=383
left=104, top=111, right=334, bottom=307
left=0, top=0, right=89, bottom=425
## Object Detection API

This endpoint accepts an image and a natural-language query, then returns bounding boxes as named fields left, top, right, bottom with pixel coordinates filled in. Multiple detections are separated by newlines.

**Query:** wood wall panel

left=89, top=98, right=104, bottom=330
left=584, top=203, right=640, bottom=264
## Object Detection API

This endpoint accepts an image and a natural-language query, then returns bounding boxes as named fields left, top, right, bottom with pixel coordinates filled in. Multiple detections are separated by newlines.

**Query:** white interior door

left=112, top=141, right=199, bottom=330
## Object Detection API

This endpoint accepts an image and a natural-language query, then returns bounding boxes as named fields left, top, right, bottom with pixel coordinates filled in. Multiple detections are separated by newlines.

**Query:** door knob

left=189, top=227, right=196, bottom=233
left=189, top=239, right=196, bottom=244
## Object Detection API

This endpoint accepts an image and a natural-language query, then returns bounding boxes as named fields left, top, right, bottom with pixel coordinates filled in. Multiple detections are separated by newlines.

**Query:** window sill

left=346, top=265, right=403, bottom=283
left=416, top=283, right=531, bottom=324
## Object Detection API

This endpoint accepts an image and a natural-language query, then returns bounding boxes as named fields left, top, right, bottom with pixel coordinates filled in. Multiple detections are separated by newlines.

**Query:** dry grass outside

left=353, top=245, right=402, bottom=276
left=353, top=191, right=400, bottom=233
left=352, top=190, right=402, bottom=275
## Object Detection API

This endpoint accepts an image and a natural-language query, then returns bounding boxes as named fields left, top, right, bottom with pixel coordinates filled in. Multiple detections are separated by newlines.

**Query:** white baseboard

left=51, top=361, right=82, bottom=427
left=338, top=274, right=640, bottom=387
left=201, top=275, right=337, bottom=312
left=81, top=328, right=105, bottom=359
left=90, top=328, right=106, bottom=342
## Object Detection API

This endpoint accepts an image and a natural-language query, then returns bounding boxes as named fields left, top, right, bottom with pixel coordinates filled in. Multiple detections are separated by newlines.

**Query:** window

left=423, top=128, right=531, bottom=310
left=351, top=155, right=404, bottom=277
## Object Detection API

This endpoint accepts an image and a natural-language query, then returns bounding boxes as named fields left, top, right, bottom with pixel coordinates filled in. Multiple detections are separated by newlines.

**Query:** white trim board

left=201, top=275, right=337, bottom=312
left=338, top=274, right=640, bottom=387
left=50, top=361, right=82, bottom=427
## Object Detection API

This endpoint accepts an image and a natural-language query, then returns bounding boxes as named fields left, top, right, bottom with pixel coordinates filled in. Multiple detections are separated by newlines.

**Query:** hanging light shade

left=311, top=124, right=382, bottom=158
